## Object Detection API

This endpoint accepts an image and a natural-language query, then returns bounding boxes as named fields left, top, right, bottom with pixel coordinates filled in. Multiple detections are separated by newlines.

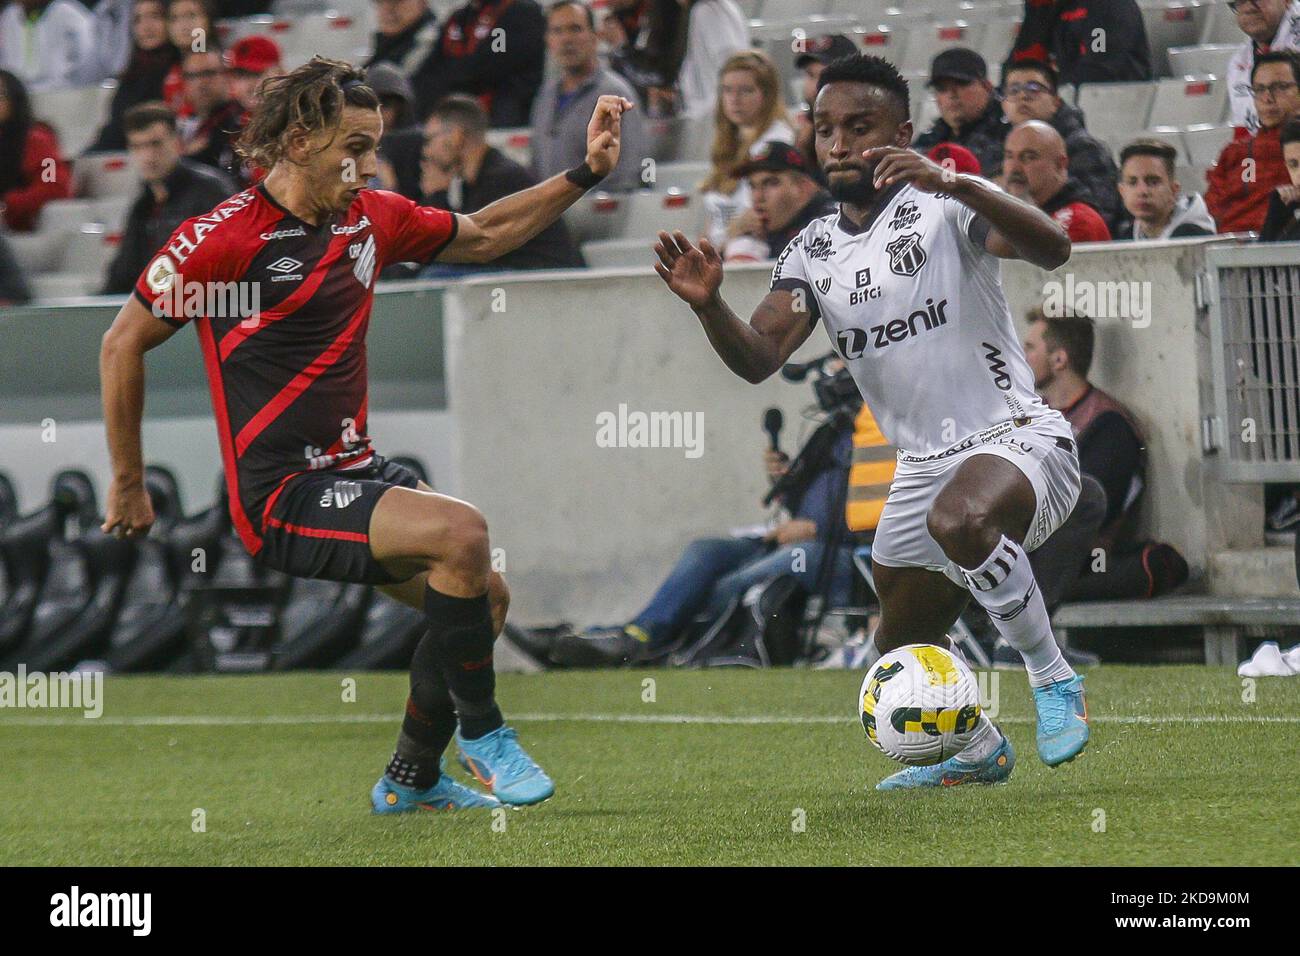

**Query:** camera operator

left=551, top=358, right=862, bottom=668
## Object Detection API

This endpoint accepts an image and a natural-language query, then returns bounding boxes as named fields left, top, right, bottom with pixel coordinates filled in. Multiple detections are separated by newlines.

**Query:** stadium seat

left=1182, top=122, right=1234, bottom=167
left=334, top=599, right=425, bottom=670
left=275, top=11, right=372, bottom=70
left=63, top=225, right=117, bottom=288
left=976, top=17, right=1024, bottom=74
left=580, top=237, right=654, bottom=270
left=5, top=230, right=67, bottom=275
left=1167, top=42, right=1238, bottom=79
left=272, top=577, right=371, bottom=669
left=3, top=470, right=136, bottom=673
left=0, top=475, right=62, bottom=660
left=1148, top=74, right=1229, bottom=128
left=649, top=160, right=709, bottom=192
left=35, top=199, right=98, bottom=237
left=852, top=25, right=910, bottom=72
left=901, top=21, right=989, bottom=75
left=618, top=188, right=704, bottom=239
left=485, top=127, right=533, bottom=168
left=74, top=153, right=134, bottom=200
left=1200, top=0, right=1243, bottom=44
left=29, top=83, right=117, bottom=158
left=1140, top=1, right=1212, bottom=76
left=1075, top=81, right=1156, bottom=140
left=564, top=192, right=631, bottom=244
left=752, top=0, right=833, bottom=25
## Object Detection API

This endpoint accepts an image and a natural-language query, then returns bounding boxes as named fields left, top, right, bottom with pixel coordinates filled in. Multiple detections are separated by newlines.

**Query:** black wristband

left=565, top=162, right=606, bottom=190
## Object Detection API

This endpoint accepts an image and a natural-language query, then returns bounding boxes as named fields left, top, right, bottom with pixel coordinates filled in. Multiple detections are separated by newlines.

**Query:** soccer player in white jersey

left=653, top=53, right=1089, bottom=789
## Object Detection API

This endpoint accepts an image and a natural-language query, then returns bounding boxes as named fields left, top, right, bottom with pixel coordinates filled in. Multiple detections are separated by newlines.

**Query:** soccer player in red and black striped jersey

left=100, top=57, right=633, bottom=812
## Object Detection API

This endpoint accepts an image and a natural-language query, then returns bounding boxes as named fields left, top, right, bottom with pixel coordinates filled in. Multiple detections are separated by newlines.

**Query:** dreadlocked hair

left=236, top=56, right=380, bottom=169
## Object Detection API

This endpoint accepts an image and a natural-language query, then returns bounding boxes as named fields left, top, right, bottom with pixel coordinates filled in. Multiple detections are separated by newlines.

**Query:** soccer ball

left=859, top=643, right=982, bottom=766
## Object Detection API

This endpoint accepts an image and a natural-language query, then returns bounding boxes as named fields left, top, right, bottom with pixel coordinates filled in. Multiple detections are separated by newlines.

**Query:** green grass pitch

left=1, top=667, right=1296, bottom=866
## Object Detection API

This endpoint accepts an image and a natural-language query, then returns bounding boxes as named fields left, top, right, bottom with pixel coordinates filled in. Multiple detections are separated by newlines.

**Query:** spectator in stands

left=176, top=48, right=244, bottom=183
left=0, top=69, right=73, bottom=232
left=0, top=234, right=33, bottom=305
left=94, top=0, right=137, bottom=82
left=0, top=0, right=98, bottom=92
left=88, top=0, right=181, bottom=154
left=926, top=141, right=983, bottom=177
left=1207, top=51, right=1300, bottom=233
left=1002, top=120, right=1112, bottom=242
left=1260, top=116, right=1300, bottom=239
left=370, top=63, right=424, bottom=199
left=415, top=94, right=583, bottom=276
left=102, top=101, right=234, bottom=294
left=551, top=397, right=858, bottom=668
left=601, top=0, right=685, bottom=116
left=1227, top=0, right=1300, bottom=133
left=225, top=36, right=282, bottom=116
left=792, top=33, right=856, bottom=168
left=366, top=0, right=440, bottom=108
left=911, top=49, right=1010, bottom=177
left=1115, top=137, right=1216, bottom=239
left=1022, top=309, right=1189, bottom=601
left=415, top=0, right=547, bottom=126
left=1000, top=59, right=1123, bottom=230
left=1007, top=0, right=1151, bottom=86
left=162, top=0, right=216, bottom=112
left=700, top=50, right=793, bottom=249
left=676, top=0, right=749, bottom=120
left=530, top=1, right=646, bottom=192
left=722, top=142, right=834, bottom=263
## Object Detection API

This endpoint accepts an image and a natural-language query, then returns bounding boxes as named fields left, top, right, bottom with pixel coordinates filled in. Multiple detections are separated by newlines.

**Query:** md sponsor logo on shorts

left=319, top=480, right=364, bottom=510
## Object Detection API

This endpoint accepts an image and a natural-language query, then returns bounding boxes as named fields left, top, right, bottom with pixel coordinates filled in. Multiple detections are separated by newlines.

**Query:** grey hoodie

left=1116, top=192, right=1217, bottom=239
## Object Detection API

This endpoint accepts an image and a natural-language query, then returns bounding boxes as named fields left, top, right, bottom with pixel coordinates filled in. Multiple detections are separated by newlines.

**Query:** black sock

left=424, top=584, right=503, bottom=740
left=385, top=630, right=458, bottom=790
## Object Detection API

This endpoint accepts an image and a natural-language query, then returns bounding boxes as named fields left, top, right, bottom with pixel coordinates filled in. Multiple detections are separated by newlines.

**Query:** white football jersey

left=771, top=182, right=1050, bottom=457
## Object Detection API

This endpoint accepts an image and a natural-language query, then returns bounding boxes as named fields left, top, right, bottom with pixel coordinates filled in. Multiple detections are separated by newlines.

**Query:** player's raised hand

left=585, top=94, right=635, bottom=178
left=864, top=146, right=956, bottom=194
left=102, top=476, right=155, bottom=540
left=654, top=230, right=723, bottom=309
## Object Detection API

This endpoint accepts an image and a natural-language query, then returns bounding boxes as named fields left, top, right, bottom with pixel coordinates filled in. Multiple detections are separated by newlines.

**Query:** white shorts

left=871, top=412, right=1082, bottom=584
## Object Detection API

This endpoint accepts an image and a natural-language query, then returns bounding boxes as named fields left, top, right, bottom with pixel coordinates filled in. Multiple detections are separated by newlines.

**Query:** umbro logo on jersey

left=889, top=201, right=920, bottom=230
left=886, top=232, right=926, bottom=276
left=319, top=480, right=363, bottom=509
left=835, top=297, right=950, bottom=358
left=815, top=276, right=832, bottom=294
left=268, top=256, right=304, bottom=281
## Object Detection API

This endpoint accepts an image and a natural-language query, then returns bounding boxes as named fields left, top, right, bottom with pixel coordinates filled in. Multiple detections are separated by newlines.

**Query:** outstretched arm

left=653, top=230, right=814, bottom=384
left=438, top=95, right=635, bottom=264
left=99, top=295, right=179, bottom=538
left=865, top=146, right=1071, bottom=270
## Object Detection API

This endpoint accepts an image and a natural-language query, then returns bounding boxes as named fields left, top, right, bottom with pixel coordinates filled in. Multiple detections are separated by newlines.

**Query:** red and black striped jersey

left=133, top=183, right=457, bottom=557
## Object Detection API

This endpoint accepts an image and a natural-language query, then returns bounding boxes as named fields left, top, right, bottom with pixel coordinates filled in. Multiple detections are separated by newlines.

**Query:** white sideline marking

left=0, top=712, right=1297, bottom=728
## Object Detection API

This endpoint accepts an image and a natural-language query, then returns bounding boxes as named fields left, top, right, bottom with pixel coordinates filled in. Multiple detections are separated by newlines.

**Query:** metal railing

left=1204, top=243, right=1300, bottom=482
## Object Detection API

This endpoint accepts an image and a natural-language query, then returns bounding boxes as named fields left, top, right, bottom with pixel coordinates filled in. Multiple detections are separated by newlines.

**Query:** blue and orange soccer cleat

left=875, top=731, right=1016, bottom=791
left=371, top=766, right=502, bottom=814
left=456, top=725, right=555, bottom=806
left=1033, top=673, right=1090, bottom=766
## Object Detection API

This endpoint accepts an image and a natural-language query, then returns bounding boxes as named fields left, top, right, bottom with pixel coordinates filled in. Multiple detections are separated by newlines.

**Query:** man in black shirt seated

left=101, top=101, right=235, bottom=295
left=415, top=94, right=584, bottom=277
left=722, top=142, right=836, bottom=262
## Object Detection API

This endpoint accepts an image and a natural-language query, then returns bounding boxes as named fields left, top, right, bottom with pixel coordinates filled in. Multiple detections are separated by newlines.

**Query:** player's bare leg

left=927, top=454, right=1089, bottom=766
left=366, top=485, right=554, bottom=809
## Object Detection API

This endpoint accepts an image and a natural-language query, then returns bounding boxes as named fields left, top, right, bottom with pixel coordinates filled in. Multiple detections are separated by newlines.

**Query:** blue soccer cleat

left=371, top=765, right=502, bottom=814
left=876, top=731, right=1016, bottom=791
left=1033, top=673, right=1090, bottom=767
left=456, top=725, right=555, bottom=806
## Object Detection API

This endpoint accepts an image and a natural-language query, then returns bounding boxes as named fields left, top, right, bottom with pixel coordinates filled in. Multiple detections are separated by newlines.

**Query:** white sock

left=953, top=713, right=1000, bottom=764
left=959, top=535, right=1074, bottom=688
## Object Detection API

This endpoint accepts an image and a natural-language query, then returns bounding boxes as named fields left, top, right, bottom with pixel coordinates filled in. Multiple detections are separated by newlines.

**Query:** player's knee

left=423, top=501, right=491, bottom=577
left=487, top=572, right=510, bottom=626
left=927, top=498, right=1000, bottom=567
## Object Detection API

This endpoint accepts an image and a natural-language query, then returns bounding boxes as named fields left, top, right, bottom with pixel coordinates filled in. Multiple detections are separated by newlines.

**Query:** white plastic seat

left=1075, top=81, right=1156, bottom=140
left=1139, top=1, right=1211, bottom=75
left=276, top=11, right=371, bottom=70
left=1148, top=74, right=1229, bottom=127
left=74, top=153, right=136, bottom=200
left=620, top=189, right=703, bottom=239
left=649, top=161, right=710, bottom=193
left=563, top=192, right=631, bottom=244
left=580, top=238, right=655, bottom=270
left=1181, top=123, right=1234, bottom=167
left=901, top=21, right=988, bottom=75
left=485, top=127, right=532, bottom=169
left=29, top=83, right=116, bottom=158
left=1200, top=0, right=1242, bottom=45
left=1167, top=43, right=1237, bottom=79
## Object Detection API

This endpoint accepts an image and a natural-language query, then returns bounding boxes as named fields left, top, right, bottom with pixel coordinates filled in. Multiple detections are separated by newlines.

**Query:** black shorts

left=255, top=454, right=423, bottom=585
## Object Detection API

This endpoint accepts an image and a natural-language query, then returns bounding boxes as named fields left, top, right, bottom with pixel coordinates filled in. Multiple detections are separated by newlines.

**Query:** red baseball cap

left=226, top=35, right=282, bottom=74
left=926, top=142, right=982, bottom=177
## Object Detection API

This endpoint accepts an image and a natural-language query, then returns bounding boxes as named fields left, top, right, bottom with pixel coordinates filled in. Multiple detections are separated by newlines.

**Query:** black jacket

left=912, top=95, right=1010, bottom=178
left=88, top=44, right=181, bottom=154
left=102, top=159, right=236, bottom=295
left=1260, top=190, right=1300, bottom=242
left=1007, top=0, right=1151, bottom=87
left=425, top=147, right=582, bottom=269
